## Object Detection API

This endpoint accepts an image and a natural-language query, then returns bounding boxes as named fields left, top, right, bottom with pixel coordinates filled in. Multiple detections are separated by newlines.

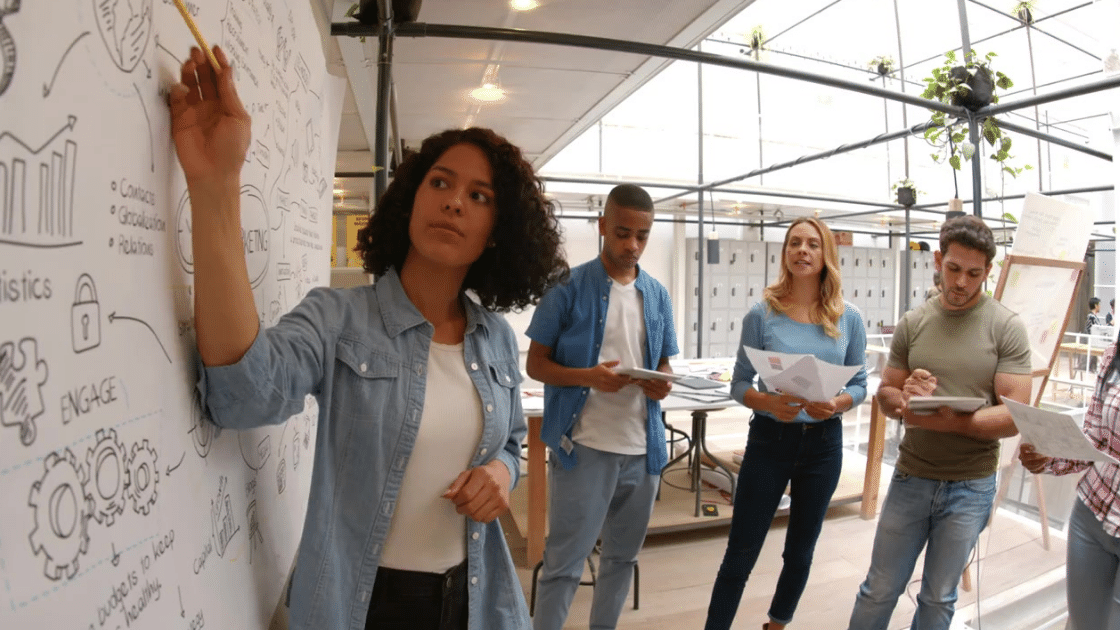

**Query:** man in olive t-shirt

left=847, top=216, right=1032, bottom=630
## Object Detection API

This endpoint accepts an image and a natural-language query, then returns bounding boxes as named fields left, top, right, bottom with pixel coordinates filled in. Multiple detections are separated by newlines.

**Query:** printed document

left=1003, top=397, right=1119, bottom=465
left=743, top=347, right=860, bottom=402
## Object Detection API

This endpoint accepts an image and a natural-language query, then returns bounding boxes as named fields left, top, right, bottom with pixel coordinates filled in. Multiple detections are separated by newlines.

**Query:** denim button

left=472, top=532, right=480, bottom=540
left=471, top=576, right=478, bottom=585
left=486, top=404, right=493, bottom=412
left=360, top=362, right=367, bottom=372
left=479, top=447, right=487, bottom=456
left=471, top=362, right=479, bottom=370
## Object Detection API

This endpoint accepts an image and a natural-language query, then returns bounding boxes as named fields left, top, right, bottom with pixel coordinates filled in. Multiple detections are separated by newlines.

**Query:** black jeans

left=365, top=560, right=468, bottom=630
left=705, top=415, right=844, bottom=629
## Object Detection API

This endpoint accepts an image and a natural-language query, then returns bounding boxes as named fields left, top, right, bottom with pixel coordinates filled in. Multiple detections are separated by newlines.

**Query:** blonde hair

left=763, top=217, right=845, bottom=339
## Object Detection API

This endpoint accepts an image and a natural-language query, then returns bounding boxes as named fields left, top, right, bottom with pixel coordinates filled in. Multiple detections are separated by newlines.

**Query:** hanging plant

left=891, top=178, right=919, bottom=206
left=868, top=55, right=895, bottom=76
left=1013, top=0, right=1037, bottom=24
left=748, top=26, right=765, bottom=52
left=920, top=50, right=1030, bottom=177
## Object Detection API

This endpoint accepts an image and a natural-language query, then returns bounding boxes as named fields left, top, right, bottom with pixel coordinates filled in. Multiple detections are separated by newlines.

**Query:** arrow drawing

left=166, top=452, right=185, bottom=476
left=108, top=312, right=171, bottom=363
left=43, top=31, right=90, bottom=97
left=0, top=116, right=77, bottom=154
left=133, top=83, right=154, bottom=172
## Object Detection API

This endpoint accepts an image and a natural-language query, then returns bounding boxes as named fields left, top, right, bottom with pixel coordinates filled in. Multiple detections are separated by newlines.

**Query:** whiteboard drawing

left=70, top=273, right=102, bottom=353
left=0, top=116, right=80, bottom=248
left=188, top=388, right=220, bottom=459
left=127, top=439, right=158, bottom=515
left=0, top=0, right=18, bottom=96
left=0, top=336, right=48, bottom=446
left=86, top=428, right=127, bottom=526
left=28, top=448, right=93, bottom=580
left=92, top=0, right=152, bottom=73
left=43, top=31, right=90, bottom=98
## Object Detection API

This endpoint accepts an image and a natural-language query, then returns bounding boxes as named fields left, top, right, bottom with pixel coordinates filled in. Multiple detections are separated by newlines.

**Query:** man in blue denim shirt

left=525, top=184, right=679, bottom=630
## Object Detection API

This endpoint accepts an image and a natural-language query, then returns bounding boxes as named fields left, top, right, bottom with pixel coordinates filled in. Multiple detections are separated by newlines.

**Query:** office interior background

left=323, top=1, right=1120, bottom=628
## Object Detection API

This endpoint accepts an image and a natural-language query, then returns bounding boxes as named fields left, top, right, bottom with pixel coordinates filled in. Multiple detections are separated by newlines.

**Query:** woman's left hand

left=803, top=398, right=839, bottom=420
left=443, top=460, right=512, bottom=523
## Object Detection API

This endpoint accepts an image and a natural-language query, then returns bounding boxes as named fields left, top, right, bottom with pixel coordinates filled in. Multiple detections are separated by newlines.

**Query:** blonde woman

left=705, top=218, right=868, bottom=630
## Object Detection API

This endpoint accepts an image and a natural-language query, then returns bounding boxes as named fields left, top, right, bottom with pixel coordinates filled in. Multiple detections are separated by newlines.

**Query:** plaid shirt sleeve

left=1043, top=343, right=1120, bottom=536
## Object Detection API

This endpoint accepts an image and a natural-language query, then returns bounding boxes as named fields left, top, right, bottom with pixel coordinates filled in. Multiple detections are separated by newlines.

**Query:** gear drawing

left=28, top=448, right=93, bottom=581
left=127, top=440, right=158, bottom=516
left=86, top=428, right=127, bottom=526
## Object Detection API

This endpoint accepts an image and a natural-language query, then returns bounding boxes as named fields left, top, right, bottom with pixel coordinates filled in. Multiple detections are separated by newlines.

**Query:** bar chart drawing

left=0, top=117, right=82, bottom=248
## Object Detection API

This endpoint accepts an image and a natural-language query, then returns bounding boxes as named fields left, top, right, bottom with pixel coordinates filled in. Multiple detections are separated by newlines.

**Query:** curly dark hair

left=939, top=214, right=996, bottom=265
left=354, top=128, right=568, bottom=312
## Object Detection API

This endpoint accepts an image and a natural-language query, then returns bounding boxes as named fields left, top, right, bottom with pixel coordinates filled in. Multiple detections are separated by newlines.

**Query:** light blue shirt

left=197, top=268, right=530, bottom=630
left=525, top=258, right=679, bottom=474
left=732, top=301, right=869, bottom=423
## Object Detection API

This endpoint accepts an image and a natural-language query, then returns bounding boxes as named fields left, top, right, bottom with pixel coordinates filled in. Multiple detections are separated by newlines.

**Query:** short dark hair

left=1111, top=298, right=1115, bottom=308
left=1091, top=297, right=1101, bottom=310
left=940, top=215, right=996, bottom=265
left=354, top=127, right=568, bottom=312
left=606, top=184, right=653, bottom=212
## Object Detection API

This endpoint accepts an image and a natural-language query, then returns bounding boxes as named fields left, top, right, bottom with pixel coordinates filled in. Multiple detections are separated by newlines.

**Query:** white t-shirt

left=572, top=279, right=648, bottom=455
left=379, top=341, right=483, bottom=572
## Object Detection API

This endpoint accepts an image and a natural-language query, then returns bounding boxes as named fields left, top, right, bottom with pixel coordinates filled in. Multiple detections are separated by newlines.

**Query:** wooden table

left=1057, top=342, right=1106, bottom=380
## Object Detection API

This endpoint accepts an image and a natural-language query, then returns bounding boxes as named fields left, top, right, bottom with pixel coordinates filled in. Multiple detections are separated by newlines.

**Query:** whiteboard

left=0, top=1, right=344, bottom=628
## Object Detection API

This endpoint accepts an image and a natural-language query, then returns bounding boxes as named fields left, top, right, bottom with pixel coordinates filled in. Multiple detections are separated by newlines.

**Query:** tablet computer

left=615, top=367, right=683, bottom=382
left=908, top=396, right=987, bottom=413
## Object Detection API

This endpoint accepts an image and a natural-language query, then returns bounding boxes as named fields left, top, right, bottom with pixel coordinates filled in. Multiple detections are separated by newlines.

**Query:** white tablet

left=907, top=396, right=987, bottom=413
left=614, top=367, right=683, bottom=382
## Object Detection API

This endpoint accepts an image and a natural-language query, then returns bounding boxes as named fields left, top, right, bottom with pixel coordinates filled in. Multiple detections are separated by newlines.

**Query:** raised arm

left=169, top=46, right=257, bottom=366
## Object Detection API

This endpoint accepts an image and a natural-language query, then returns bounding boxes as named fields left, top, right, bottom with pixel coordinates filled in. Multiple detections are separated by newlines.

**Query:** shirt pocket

left=485, top=361, right=520, bottom=436
left=333, top=338, right=403, bottom=425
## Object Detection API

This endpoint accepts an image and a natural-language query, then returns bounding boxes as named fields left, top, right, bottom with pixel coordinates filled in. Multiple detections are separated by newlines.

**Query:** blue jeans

left=705, top=415, right=843, bottom=629
left=1067, top=498, right=1120, bottom=629
left=848, top=471, right=996, bottom=630
left=532, top=443, right=658, bottom=630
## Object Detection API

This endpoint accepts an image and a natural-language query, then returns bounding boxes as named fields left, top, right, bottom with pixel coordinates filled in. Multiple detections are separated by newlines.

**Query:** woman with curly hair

left=705, top=217, right=867, bottom=630
left=169, top=46, right=566, bottom=630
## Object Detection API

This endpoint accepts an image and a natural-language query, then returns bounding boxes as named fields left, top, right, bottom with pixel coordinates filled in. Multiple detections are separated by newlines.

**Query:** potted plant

left=868, top=55, right=895, bottom=76
left=892, top=178, right=918, bottom=206
left=920, top=50, right=1028, bottom=176
left=748, top=25, right=765, bottom=53
left=1013, top=0, right=1037, bottom=24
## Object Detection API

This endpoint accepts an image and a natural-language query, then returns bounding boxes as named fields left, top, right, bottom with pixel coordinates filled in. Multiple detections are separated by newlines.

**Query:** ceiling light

left=469, top=83, right=506, bottom=103
left=510, top=0, right=539, bottom=10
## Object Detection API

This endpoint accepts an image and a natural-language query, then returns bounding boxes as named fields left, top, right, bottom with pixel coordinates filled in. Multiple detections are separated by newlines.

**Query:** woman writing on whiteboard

left=169, top=46, right=566, bottom=630
left=1019, top=341, right=1120, bottom=630
left=705, top=218, right=867, bottom=630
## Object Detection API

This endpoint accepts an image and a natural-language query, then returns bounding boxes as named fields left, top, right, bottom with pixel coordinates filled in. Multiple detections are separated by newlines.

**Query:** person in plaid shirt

left=1020, top=341, right=1120, bottom=630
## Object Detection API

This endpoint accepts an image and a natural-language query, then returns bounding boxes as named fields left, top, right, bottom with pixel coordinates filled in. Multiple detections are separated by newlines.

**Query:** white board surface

left=0, top=1, right=344, bottom=627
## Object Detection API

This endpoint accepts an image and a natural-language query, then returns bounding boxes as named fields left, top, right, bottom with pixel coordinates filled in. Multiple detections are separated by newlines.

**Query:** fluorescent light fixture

left=469, top=83, right=506, bottom=103
left=511, top=0, right=539, bottom=10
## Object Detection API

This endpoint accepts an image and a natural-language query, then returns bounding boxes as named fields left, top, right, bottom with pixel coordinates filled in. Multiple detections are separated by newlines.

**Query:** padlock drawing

left=71, top=274, right=101, bottom=353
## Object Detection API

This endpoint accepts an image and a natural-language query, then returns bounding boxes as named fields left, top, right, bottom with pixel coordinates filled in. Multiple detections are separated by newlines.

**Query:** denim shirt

left=196, top=269, right=530, bottom=630
left=525, top=258, right=679, bottom=474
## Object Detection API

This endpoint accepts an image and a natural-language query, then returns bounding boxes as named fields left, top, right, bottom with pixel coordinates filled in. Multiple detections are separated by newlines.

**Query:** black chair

left=529, top=544, right=639, bottom=616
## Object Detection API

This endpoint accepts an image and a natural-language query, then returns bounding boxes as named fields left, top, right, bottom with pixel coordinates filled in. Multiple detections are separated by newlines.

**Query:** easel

left=959, top=254, right=1085, bottom=591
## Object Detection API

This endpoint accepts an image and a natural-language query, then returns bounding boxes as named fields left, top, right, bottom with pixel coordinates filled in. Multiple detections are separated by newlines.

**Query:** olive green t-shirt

left=889, top=294, right=1031, bottom=479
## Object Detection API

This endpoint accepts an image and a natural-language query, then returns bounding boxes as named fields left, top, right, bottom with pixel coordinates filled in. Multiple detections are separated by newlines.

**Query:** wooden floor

left=505, top=402, right=1071, bottom=629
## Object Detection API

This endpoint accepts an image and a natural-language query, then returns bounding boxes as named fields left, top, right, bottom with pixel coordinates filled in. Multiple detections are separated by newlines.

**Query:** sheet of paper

left=615, top=367, right=683, bottom=382
left=1003, top=397, right=1120, bottom=465
left=1010, top=192, right=1093, bottom=261
left=743, top=347, right=861, bottom=402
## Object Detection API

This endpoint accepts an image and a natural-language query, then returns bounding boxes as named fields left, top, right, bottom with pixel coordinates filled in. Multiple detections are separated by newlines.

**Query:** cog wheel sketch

left=28, top=448, right=93, bottom=581
left=86, top=428, right=127, bottom=526
left=127, top=440, right=158, bottom=516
